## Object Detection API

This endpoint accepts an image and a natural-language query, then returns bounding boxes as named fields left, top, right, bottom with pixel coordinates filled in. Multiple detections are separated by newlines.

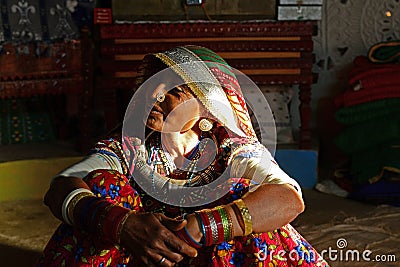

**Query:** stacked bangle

left=63, top=191, right=135, bottom=244
left=210, top=209, right=224, bottom=243
left=213, top=206, right=233, bottom=241
left=97, top=204, right=132, bottom=243
left=233, top=199, right=253, bottom=236
left=117, top=210, right=136, bottom=244
left=82, top=199, right=134, bottom=244
left=196, top=210, right=212, bottom=246
left=205, top=211, right=220, bottom=244
left=61, top=188, right=94, bottom=225
left=189, top=206, right=233, bottom=247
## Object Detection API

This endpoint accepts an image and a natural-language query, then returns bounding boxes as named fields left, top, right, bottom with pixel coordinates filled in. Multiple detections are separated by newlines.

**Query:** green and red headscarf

left=148, top=45, right=257, bottom=139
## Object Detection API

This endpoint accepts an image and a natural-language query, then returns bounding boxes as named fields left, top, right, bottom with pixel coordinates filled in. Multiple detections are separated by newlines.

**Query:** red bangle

left=196, top=210, right=213, bottom=246
left=117, top=210, right=136, bottom=244
left=211, top=209, right=225, bottom=244
left=93, top=203, right=113, bottom=241
left=101, top=205, right=131, bottom=243
left=75, top=198, right=131, bottom=244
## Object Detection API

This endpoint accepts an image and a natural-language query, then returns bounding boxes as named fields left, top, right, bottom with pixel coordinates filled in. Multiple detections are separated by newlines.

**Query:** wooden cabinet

left=0, top=29, right=93, bottom=152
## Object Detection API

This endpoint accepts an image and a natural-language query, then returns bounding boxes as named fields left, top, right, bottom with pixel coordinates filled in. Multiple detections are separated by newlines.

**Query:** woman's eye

left=170, top=87, right=184, bottom=96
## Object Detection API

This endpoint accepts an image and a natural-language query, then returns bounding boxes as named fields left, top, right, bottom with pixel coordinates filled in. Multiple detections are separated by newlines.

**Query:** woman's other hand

left=182, top=213, right=203, bottom=243
left=120, top=212, right=198, bottom=266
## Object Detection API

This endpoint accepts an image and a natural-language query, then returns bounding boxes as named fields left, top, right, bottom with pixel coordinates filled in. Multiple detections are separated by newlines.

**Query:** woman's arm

left=232, top=183, right=304, bottom=234
left=44, top=175, right=91, bottom=221
left=44, top=151, right=122, bottom=220
left=184, top=142, right=305, bottom=242
left=185, top=183, right=304, bottom=241
left=228, top=143, right=305, bottom=234
left=44, top=151, right=197, bottom=266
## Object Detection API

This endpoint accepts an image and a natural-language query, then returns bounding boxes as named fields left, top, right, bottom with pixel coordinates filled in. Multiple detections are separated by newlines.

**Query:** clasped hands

left=120, top=212, right=202, bottom=267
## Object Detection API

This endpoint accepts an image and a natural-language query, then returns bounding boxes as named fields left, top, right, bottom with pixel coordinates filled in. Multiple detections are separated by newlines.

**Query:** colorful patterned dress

left=38, top=45, right=329, bottom=267
left=37, top=127, right=329, bottom=267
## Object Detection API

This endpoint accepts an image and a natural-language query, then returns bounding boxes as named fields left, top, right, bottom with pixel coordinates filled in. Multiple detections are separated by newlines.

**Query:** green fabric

left=368, top=40, right=400, bottom=63
left=351, top=139, right=400, bottom=184
left=189, top=47, right=235, bottom=76
left=335, top=98, right=400, bottom=125
left=0, top=97, right=55, bottom=145
left=334, top=117, right=400, bottom=154
left=335, top=100, right=400, bottom=184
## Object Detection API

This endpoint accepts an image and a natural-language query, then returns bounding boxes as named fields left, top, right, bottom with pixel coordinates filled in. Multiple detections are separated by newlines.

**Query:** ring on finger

left=158, top=257, right=166, bottom=265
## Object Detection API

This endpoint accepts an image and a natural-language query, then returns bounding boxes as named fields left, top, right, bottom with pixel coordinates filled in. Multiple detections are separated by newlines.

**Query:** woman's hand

left=120, top=212, right=198, bottom=267
left=182, top=213, right=203, bottom=243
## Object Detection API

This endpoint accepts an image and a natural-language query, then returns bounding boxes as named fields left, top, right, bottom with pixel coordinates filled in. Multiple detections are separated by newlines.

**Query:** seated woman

left=38, top=46, right=329, bottom=267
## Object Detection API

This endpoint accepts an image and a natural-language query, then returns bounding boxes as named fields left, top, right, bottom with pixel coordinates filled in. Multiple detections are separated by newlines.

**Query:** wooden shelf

left=95, top=21, right=318, bottom=149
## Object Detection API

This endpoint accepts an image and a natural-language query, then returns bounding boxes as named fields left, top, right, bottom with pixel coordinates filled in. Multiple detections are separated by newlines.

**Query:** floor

left=0, top=141, right=82, bottom=163
left=0, top=142, right=399, bottom=266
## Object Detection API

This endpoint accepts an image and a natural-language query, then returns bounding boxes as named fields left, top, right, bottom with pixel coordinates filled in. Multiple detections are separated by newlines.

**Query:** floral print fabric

left=37, top=170, right=141, bottom=267
left=38, top=168, right=329, bottom=267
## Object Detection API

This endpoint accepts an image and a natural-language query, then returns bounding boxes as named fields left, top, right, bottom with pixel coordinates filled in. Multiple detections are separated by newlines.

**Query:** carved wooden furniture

left=96, top=21, right=317, bottom=148
left=0, top=29, right=93, bottom=152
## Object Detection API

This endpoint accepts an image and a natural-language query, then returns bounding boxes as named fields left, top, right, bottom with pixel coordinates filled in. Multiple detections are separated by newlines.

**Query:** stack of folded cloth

left=333, top=41, right=400, bottom=205
left=334, top=56, right=400, bottom=107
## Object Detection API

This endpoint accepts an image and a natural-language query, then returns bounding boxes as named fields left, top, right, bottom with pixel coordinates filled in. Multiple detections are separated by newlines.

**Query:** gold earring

left=156, top=92, right=165, bottom=103
left=199, top=118, right=213, bottom=132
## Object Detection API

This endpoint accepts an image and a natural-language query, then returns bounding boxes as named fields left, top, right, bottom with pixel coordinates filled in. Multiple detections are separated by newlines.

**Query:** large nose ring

left=156, top=92, right=165, bottom=103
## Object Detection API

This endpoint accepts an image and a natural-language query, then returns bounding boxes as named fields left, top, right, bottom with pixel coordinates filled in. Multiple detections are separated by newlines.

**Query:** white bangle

left=62, top=188, right=94, bottom=225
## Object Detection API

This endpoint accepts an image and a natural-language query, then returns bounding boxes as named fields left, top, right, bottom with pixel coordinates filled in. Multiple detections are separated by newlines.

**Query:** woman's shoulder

left=212, top=125, right=264, bottom=164
left=213, top=125, right=260, bottom=148
left=88, top=138, right=125, bottom=166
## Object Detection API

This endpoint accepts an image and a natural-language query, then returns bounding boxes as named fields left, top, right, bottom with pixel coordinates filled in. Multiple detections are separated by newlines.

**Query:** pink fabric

left=348, top=56, right=400, bottom=86
left=335, top=56, right=400, bottom=108
left=335, top=85, right=400, bottom=108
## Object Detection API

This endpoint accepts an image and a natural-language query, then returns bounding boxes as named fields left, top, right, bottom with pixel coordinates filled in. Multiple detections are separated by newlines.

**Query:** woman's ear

left=199, top=118, right=213, bottom=132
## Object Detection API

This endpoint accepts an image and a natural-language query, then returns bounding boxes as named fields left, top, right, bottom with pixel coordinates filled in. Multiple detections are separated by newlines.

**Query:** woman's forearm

left=44, top=176, right=91, bottom=221
left=231, top=183, right=305, bottom=235
left=44, top=151, right=123, bottom=221
left=185, top=183, right=304, bottom=243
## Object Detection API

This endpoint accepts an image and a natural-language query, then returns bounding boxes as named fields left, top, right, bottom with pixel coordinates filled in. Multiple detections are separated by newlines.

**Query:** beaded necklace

left=185, top=136, right=209, bottom=186
left=147, top=132, right=209, bottom=187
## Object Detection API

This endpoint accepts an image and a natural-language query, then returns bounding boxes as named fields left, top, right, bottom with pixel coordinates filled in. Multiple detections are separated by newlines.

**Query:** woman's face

left=146, top=83, right=202, bottom=133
